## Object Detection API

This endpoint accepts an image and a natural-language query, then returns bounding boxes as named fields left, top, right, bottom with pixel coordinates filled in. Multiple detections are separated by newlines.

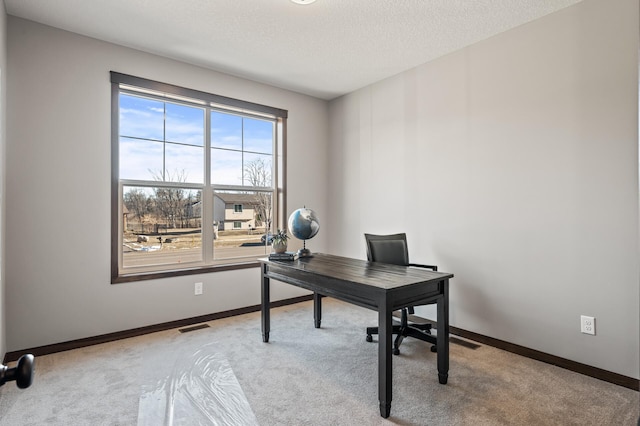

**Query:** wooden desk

left=260, top=253, right=453, bottom=418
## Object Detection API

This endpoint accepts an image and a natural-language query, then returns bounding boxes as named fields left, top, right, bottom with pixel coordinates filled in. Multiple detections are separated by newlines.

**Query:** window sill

left=112, top=260, right=260, bottom=284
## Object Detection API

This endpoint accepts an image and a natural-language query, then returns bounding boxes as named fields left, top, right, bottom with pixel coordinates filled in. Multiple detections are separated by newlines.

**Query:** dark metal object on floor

left=0, top=354, right=35, bottom=389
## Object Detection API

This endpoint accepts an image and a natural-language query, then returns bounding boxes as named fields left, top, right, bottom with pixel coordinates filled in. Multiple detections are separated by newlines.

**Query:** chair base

left=366, top=318, right=437, bottom=355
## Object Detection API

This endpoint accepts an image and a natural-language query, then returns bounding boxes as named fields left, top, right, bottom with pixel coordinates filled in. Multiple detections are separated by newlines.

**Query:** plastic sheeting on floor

left=137, top=343, right=258, bottom=426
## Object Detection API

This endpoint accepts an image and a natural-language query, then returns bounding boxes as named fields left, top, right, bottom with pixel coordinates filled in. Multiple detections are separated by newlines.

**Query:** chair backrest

left=364, top=233, right=410, bottom=266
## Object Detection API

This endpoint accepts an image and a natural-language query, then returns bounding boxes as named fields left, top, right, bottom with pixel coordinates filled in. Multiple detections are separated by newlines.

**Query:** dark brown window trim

left=110, top=72, right=287, bottom=283
left=112, top=261, right=260, bottom=284
left=110, top=72, right=288, bottom=119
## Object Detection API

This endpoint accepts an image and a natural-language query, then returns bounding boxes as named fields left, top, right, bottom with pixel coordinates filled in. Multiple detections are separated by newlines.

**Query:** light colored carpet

left=0, top=298, right=637, bottom=425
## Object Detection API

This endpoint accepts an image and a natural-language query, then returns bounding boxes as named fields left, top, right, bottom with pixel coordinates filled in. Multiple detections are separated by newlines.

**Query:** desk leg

left=378, top=301, right=392, bottom=418
left=313, top=293, right=322, bottom=328
left=437, top=279, right=449, bottom=384
left=261, top=264, right=270, bottom=343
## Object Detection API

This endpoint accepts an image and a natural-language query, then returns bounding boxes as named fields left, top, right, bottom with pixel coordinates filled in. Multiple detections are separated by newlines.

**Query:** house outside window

left=111, top=72, right=287, bottom=283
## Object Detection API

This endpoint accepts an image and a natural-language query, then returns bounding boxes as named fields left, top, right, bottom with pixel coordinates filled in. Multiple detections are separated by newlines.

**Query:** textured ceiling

left=5, top=0, right=584, bottom=100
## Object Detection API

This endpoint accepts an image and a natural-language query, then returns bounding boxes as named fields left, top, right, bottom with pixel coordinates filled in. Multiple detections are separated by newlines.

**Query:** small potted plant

left=272, top=229, right=289, bottom=253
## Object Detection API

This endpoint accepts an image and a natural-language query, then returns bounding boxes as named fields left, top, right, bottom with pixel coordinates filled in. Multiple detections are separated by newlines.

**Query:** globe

left=288, top=208, right=320, bottom=256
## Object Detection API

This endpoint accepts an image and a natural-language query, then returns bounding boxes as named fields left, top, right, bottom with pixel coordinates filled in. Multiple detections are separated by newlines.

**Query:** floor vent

left=179, top=324, right=211, bottom=333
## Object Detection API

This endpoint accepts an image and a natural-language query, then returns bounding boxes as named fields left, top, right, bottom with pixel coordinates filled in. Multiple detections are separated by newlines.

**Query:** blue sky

left=119, top=93, right=273, bottom=186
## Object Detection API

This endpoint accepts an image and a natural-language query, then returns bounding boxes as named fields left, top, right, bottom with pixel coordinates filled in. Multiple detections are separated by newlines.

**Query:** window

left=111, top=72, right=287, bottom=283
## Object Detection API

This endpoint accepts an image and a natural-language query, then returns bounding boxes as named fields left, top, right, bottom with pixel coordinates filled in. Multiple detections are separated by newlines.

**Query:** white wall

left=5, top=17, right=328, bottom=351
left=328, top=0, right=639, bottom=379
left=0, top=2, right=7, bottom=358
left=4, top=1, right=639, bottom=382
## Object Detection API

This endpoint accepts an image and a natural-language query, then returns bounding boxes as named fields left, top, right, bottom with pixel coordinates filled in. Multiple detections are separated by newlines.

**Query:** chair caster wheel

left=393, top=348, right=400, bottom=355
left=430, top=345, right=437, bottom=353
left=366, top=335, right=372, bottom=342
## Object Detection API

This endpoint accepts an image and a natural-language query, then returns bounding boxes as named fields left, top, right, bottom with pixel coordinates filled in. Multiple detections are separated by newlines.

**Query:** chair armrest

left=408, top=263, right=438, bottom=271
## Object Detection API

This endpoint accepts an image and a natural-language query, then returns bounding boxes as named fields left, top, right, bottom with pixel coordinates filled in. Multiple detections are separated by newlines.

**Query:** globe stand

left=297, top=240, right=312, bottom=257
left=289, top=206, right=319, bottom=258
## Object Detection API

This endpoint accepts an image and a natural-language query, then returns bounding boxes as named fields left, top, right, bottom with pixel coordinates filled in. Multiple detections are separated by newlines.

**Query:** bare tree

left=244, top=158, right=273, bottom=231
left=183, top=191, right=201, bottom=228
left=124, top=189, right=151, bottom=233
left=150, top=169, right=188, bottom=230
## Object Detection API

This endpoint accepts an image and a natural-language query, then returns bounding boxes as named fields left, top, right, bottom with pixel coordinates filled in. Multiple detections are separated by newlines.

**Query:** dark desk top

left=260, top=253, right=451, bottom=418
left=260, top=253, right=453, bottom=290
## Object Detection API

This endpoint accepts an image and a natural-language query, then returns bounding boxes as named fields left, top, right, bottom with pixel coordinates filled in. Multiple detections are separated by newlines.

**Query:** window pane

left=120, top=137, right=164, bottom=180
left=122, top=186, right=202, bottom=268
left=243, top=118, right=273, bottom=155
left=211, top=111, right=242, bottom=150
left=113, top=75, right=284, bottom=281
left=211, top=148, right=242, bottom=185
left=243, top=154, right=272, bottom=187
left=213, top=191, right=273, bottom=260
left=120, top=94, right=164, bottom=141
left=166, top=103, right=205, bottom=146
left=164, top=143, right=204, bottom=184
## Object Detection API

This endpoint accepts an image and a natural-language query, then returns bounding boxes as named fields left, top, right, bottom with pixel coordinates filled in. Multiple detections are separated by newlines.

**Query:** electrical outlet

left=580, top=315, right=595, bottom=335
left=194, top=282, right=203, bottom=295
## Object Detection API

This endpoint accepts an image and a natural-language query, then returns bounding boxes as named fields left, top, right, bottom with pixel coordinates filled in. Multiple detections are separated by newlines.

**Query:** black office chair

left=364, top=233, right=438, bottom=355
